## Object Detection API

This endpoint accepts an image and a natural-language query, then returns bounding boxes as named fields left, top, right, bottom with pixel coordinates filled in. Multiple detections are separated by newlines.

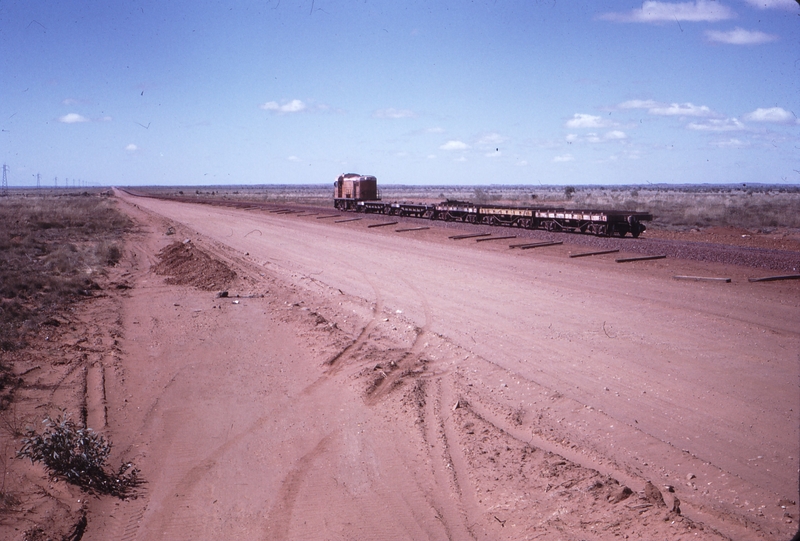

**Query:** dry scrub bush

left=17, top=415, right=141, bottom=499
left=569, top=186, right=800, bottom=230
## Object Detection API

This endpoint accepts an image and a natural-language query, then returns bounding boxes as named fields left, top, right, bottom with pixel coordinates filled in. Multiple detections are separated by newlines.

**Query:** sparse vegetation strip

left=0, top=192, right=131, bottom=351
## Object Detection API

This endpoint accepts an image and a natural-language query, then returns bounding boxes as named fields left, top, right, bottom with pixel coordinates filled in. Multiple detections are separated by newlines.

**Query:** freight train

left=334, top=174, right=652, bottom=238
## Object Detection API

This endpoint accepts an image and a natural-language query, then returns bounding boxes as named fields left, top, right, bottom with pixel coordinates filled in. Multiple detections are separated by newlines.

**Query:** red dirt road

left=83, top=193, right=798, bottom=540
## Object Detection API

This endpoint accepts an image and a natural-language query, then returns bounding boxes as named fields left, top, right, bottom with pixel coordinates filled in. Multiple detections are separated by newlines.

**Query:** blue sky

left=1, top=0, right=798, bottom=187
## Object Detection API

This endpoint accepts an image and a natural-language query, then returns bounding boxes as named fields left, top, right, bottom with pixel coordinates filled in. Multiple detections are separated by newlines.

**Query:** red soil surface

left=3, top=192, right=797, bottom=541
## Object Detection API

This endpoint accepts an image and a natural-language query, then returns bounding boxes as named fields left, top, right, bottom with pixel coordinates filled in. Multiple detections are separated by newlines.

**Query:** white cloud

left=454, top=156, right=467, bottom=162
left=373, top=108, right=416, bottom=119
left=687, top=118, right=745, bottom=131
left=618, top=99, right=716, bottom=117
left=59, top=113, right=89, bottom=124
left=569, top=130, right=627, bottom=143
left=711, top=138, right=750, bottom=148
left=427, top=154, right=437, bottom=159
left=259, top=99, right=307, bottom=113
left=485, top=150, right=502, bottom=158
left=476, top=132, right=507, bottom=148
left=553, top=154, right=575, bottom=162
left=649, top=102, right=716, bottom=116
left=516, top=160, right=528, bottom=166
left=706, top=27, right=778, bottom=44
left=440, top=140, right=470, bottom=150
left=565, top=113, right=611, bottom=129
left=287, top=155, right=300, bottom=162
left=125, top=144, right=138, bottom=152
left=744, top=107, right=797, bottom=124
left=618, top=99, right=660, bottom=110
left=744, top=0, right=797, bottom=9
left=600, top=0, right=735, bottom=22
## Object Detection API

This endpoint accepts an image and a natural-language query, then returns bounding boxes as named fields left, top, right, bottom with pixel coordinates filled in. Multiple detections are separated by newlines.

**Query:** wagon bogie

left=357, top=201, right=388, bottom=214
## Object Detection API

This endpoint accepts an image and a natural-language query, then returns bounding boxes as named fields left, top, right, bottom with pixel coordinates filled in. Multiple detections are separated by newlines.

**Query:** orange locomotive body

left=333, top=173, right=379, bottom=210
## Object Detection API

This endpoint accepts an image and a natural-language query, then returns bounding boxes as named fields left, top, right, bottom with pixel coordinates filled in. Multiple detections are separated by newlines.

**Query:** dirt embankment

left=152, top=240, right=237, bottom=290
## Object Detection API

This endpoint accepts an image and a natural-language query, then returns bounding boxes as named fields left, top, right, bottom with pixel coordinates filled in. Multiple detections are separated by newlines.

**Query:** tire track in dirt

left=438, top=376, right=495, bottom=540
left=142, top=396, right=293, bottom=539
left=262, top=433, right=335, bottom=541
left=142, top=406, right=218, bottom=541
left=420, top=377, right=477, bottom=541
left=321, top=263, right=386, bottom=371
left=143, top=377, right=342, bottom=539
left=450, top=354, right=643, bottom=489
left=449, top=349, right=774, bottom=539
left=85, top=360, right=107, bottom=430
left=294, top=272, right=384, bottom=404
left=362, top=277, right=434, bottom=406
left=112, top=499, right=148, bottom=541
left=446, top=353, right=773, bottom=539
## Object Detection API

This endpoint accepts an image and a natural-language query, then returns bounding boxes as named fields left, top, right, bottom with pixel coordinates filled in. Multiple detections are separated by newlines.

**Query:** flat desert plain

left=10, top=191, right=799, bottom=541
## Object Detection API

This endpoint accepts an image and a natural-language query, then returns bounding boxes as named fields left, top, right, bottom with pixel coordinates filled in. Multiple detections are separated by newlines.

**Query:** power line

left=1, top=164, right=8, bottom=196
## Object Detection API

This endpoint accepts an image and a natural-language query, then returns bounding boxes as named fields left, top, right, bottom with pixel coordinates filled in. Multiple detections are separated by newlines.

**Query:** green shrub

left=18, top=415, right=141, bottom=499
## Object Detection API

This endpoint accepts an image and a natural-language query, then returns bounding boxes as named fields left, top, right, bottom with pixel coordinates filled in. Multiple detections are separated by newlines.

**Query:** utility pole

left=55, top=176, right=58, bottom=188
left=36, top=173, right=41, bottom=189
left=1, top=164, right=8, bottom=197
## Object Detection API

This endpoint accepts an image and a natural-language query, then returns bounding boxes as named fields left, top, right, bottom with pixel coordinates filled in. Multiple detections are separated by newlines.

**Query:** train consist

left=334, top=174, right=652, bottom=238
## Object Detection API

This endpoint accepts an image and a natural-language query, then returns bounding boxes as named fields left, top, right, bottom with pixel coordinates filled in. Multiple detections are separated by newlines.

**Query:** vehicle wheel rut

left=420, top=377, right=477, bottom=541
left=262, top=433, right=335, bottom=541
